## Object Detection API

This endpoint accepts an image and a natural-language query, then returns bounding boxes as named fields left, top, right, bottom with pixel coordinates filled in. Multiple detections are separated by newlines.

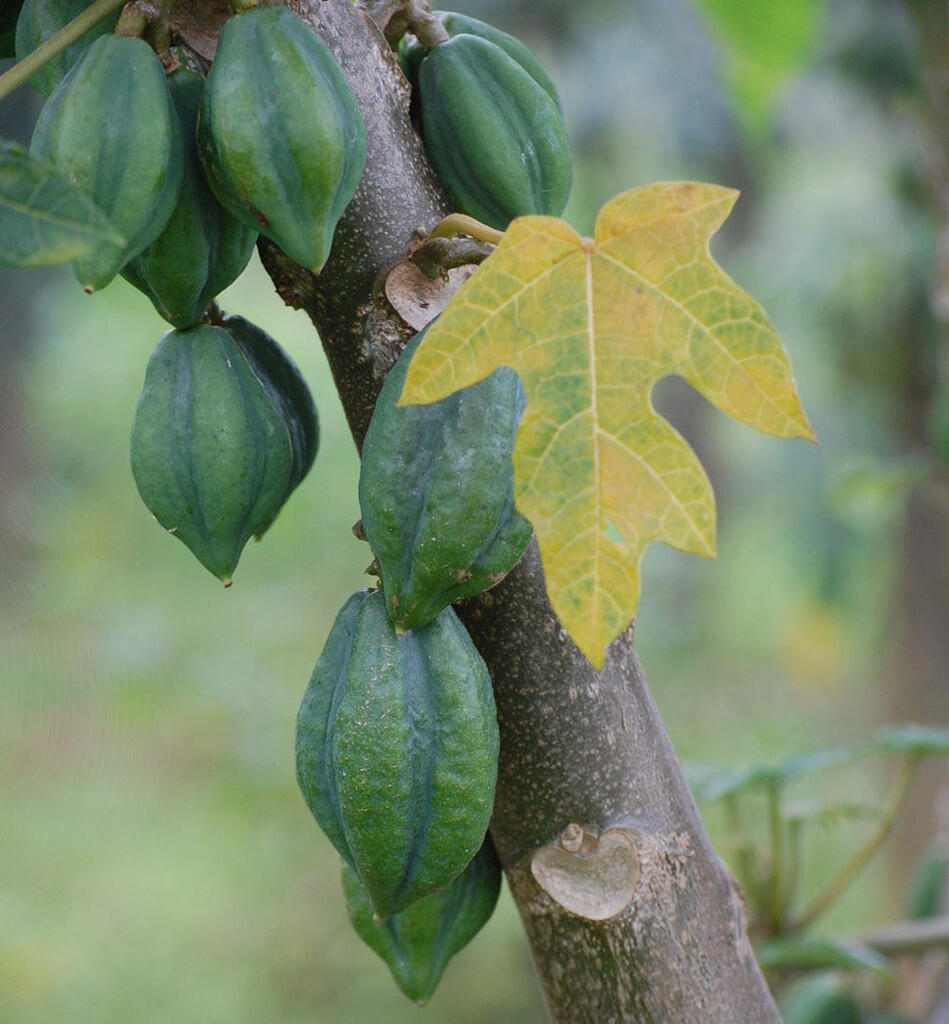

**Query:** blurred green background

left=1, top=0, right=946, bottom=1021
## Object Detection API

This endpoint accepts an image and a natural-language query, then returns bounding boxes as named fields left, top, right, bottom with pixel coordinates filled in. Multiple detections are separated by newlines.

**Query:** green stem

left=792, top=757, right=919, bottom=932
left=0, top=0, right=129, bottom=103
left=429, top=213, right=503, bottom=246
left=229, top=0, right=259, bottom=12
left=766, top=780, right=784, bottom=931
left=724, top=794, right=761, bottom=922
left=778, top=817, right=803, bottom=926
left=147, top=0, right=179, bottom=54
left=405, top=0, right=449, bottom=49
left=861, top=915, right=949, bottom=955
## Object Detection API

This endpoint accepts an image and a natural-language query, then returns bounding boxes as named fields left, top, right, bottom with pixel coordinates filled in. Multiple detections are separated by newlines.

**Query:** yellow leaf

left=400, top=182, right=816, bottom=668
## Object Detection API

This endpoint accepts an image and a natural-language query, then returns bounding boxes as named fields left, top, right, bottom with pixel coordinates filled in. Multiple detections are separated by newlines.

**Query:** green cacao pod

left=29, top=34, right=183, bottom=292
left=198, top=4, right=366, bottom=272
left=342, top=837, right=501, bottom=1004
left=359, top=328, right=531, bottom=632
left=130, top=316, right=318, bottom=582
left=15, top=0, right=120, bottom=96
left=400, top=12, right=561, bottom=110
left=122, top=64, right=257, bottom=329
left=295, top=588, right=498, bottom=920
left=417, top=33, right=572, bottom=231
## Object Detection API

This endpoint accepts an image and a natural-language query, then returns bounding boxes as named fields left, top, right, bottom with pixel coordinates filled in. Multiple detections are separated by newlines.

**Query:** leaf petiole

left=792, top=756, right=919, bottom=931
left=0, top=0, right=129, bottom=103
left=428, top=213, right=503, bottom=246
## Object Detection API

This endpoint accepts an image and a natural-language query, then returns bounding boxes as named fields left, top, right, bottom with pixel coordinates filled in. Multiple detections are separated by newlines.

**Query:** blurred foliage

left=2, top=0, right=947, bottom=1020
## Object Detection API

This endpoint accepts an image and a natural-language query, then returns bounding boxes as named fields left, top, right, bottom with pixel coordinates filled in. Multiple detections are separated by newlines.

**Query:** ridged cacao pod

left=417, top=33, right=572, bottom=230
left=295, top=589, right=498, bottom=920
left=122, top=64, right=257, bottom=329
left=198, top=5, right=366, bottom=272
left=130, top=316, right=318, bottom=582
left=359, top=328, right=531, bottom=632
left=15, top=0, right=120, bottom=97
left=29, top=34, right=183, bottom=291
left=400, top=11, right=561, bottom=110
left=342, top=838, right=501, bottom=1003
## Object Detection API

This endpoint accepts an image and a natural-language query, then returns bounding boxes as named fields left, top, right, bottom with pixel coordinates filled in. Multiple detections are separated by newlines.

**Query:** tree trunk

left=177, top=2, right=780, bottom=1019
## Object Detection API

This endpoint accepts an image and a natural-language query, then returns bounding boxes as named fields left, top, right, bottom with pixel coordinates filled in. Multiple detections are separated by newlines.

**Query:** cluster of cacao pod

left=17, top=0, right=368, bottom=580
left=292, top=10, right=573, bottom=1000
left=12, top=0, right=573, bottom=1003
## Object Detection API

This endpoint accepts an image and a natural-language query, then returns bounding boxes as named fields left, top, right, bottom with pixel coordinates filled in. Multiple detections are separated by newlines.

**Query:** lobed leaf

left=401, top=182, right=814, bottom=666
left=0, top=141, right=124, bottom=268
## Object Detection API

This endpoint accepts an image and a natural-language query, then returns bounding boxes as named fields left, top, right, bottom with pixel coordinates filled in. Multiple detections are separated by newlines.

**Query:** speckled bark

left=176, top=2, right=781, bottom=1020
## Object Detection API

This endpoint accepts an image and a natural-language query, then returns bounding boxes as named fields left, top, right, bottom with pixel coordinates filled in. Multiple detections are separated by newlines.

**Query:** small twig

left=793, top=758, right=919, bottom=932
left=861, top=915, right=949, bottom=956
left=0, top=0, right=129, bottom=102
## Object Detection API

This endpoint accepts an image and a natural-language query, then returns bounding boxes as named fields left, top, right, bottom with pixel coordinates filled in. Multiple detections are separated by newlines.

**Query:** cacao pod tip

left=372, top=912, right=384, bottom=927
left=83, top=286, right=94, bottom=295
left=222, top=577, right=233, bottom=589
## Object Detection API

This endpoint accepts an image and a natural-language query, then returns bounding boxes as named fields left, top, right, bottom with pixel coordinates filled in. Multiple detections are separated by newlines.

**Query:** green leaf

left=778, top=745, right=865, bottom=781
left=783, top=798, right=883, bottom=827
left=688, top=763, right=783, bottom=803
left=694, top=0, right=822, bottom=135
left=757, top=936, right=891, bottom=978
left=869, top=724, right=949, bottom=757
left=0, top=140, right=124, bottom=268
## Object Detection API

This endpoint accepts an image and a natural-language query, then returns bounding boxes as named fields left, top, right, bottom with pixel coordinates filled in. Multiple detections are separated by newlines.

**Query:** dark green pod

left=122, top=65, right=257, bottom=329
left=418, top=33, right=572, bottom=230
left=343, top=838, right=501, bottom=1004
left=359, top=329, right=532, bottom=632
left=295, top=589, right=498, bottom=920
left=400, top=11, right=561, bottom=110
left=15, top=0, right=120, bottom=97
left=29, top=34, right=183, bottom=291
left=198, top=4, right=366, bottom=272
left=130, top=319, right=318, bottom=581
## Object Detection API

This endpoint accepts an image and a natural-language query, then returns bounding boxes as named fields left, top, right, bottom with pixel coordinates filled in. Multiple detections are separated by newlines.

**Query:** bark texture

left=176, top=2, right=781, bottom=1019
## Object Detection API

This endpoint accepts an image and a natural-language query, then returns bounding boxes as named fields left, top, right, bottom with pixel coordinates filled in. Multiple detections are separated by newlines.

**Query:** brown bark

left=176, top=2, right=781, bottom=1019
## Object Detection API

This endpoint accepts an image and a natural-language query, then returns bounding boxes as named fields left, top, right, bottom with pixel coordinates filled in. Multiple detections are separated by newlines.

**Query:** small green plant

left=687, top=724, right=949, bottom=1021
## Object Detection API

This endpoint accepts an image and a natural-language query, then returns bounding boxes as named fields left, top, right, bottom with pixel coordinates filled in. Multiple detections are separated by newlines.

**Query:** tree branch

left=175, top=1, right=782, bottom=1018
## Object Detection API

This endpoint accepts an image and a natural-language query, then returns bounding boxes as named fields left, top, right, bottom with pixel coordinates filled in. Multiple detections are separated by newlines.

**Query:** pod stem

left=0, top=0, right=128, bottom=102
left=228, top=0, right=259, bottom=12
left=404, top=0, right=448, bottom=50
